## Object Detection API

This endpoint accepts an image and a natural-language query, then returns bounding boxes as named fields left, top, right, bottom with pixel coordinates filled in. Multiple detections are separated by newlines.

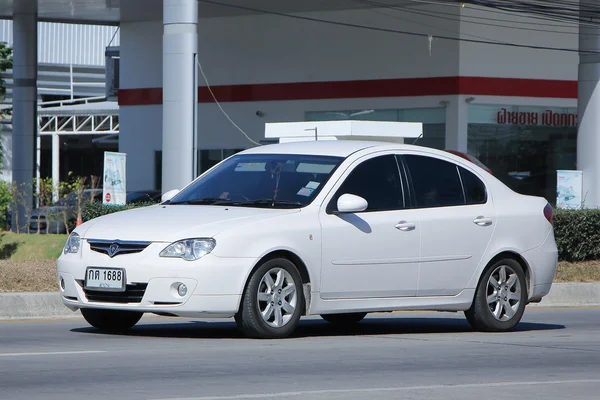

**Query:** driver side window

left=329, top=155, right=405, bottom=212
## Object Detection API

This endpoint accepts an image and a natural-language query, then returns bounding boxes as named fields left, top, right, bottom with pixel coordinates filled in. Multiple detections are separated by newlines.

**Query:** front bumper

left=57, top=242, right=258, bottom=318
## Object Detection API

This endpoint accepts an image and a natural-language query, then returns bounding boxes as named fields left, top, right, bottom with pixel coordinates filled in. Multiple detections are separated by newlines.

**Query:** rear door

left=399, top=153, right=496, bottom=297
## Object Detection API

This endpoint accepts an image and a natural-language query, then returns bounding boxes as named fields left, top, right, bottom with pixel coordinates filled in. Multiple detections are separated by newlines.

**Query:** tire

left=81, top=308, right=143, bottom=332
left=235, top=258, right=304, bottom=339
left=321, top=313, right=367, bottom=326
left=465, top=258, right=527, bottom=332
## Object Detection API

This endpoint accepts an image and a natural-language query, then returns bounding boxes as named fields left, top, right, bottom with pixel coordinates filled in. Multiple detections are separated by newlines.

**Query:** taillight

left=543, top=203, right=553, bottom=224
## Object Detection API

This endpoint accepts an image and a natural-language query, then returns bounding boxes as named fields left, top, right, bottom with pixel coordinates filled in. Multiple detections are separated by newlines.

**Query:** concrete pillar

left=162, top=0, right=198, bottom=193
left=445, top=95, right=469, bottom=152
left=577, top=0, right=600, bottom=208
left=52, top=133, right=60, bottom=202
left=11, top=0, right=38, bottom=231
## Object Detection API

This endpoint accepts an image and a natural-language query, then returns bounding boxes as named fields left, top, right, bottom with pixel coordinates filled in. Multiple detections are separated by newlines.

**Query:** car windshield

left=168, top=153, right=344, bottom=208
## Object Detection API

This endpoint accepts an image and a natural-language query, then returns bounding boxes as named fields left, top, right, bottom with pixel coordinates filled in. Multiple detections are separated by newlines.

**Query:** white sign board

left=556, top=170, right=582, bottom=209
left=265, top=120, right=422, bottom=144
left=103, top=151, right=126, bottom=206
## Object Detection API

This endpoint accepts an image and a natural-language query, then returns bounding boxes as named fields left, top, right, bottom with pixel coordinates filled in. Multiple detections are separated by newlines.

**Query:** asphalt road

left=1, top=308, right=599, bottom=400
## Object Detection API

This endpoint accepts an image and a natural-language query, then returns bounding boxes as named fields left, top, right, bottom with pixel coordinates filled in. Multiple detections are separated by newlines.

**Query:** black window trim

left=325, top=153, right=408, bottom=214
left=399, top=153, right=478, bottom=210
left=456, top=164, right=468, bottom=204
left=457, top=164, right=489, bottom=205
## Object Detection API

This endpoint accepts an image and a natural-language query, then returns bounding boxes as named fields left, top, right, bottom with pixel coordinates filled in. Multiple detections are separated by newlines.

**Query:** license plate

left=85, top=267, right=126, bottom=291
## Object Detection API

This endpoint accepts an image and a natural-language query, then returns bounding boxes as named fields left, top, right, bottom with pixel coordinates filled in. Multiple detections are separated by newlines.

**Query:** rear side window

left=459, top=166, right=487, bottom=204
left=403, top=155, right=465, bottom=208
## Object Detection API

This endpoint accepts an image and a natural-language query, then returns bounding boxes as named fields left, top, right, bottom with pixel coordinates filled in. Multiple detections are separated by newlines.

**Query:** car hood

left=78, top=204, right=300, bottom=242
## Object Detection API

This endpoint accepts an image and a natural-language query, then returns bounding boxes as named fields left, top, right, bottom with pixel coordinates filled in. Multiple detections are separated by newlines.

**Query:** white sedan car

left=57, top=140, right=558, bottom=338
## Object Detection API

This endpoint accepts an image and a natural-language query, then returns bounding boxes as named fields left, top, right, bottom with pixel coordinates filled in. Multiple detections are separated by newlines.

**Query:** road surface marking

left=155, top=379, right=600, bottom=400
left=0, top=350, right=106, bottom=357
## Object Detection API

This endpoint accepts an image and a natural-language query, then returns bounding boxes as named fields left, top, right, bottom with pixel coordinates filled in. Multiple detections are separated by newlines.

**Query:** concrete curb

left=0, top=292, right=80, bottom=320
left=529, top=282, right=600, bottom=307
left=0, top=283, right=598, bottom=320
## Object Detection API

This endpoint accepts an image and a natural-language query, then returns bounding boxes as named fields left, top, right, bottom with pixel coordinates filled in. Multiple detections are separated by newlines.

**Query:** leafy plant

left=35, top=177, right=54, bottom=234
left=0, top=180, right=11, bottom=230
left=10, top=181, right=34, bottom=234
left=553, top=209, right=600, bottom=261
left=82, top=201, right=157, bottom=222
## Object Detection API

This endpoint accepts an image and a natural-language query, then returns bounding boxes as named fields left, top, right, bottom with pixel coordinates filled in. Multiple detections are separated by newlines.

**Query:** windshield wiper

left=168, top=198, right=236, bottom=206
left=238, top=199, right=304, bottom=208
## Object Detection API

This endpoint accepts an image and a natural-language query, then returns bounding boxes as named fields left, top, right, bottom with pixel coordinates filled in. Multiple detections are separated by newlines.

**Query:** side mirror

left=161, top=189, right=180, bottom=203
left=336, top=194, right=368, bottom=213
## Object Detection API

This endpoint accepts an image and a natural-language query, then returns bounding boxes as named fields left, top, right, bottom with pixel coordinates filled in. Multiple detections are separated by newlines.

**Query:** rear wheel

left=465, top=258, right=527, bottom=332
left=81, top=308, right=143, bottom=332
left=321, top=313, right=367, bottom=326
left=235, top=258, right=304, bottom=339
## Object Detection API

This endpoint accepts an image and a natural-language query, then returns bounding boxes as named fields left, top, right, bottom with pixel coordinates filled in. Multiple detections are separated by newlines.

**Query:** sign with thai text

left=468, top=104, right=578, bottom=128
left=496, top=108, right=577, bottom=127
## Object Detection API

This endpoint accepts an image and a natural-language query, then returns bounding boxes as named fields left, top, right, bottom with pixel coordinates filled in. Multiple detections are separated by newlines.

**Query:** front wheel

left=465, top=258, right=527, bottom=332
left=235, top=258, right=304, bottom=339
left=81, top=308, right=143, bottom=332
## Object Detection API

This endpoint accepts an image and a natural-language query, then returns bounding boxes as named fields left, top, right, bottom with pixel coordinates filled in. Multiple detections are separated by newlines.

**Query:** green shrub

left=82, top=201, right=157, bottom=222
left=0, top=181, right=11, bottom=229
left=553, top=208, right=600, bottom=261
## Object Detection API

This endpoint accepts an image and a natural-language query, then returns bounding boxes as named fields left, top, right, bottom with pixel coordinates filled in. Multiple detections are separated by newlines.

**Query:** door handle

left=473, top=216, right=493, bottom=226
left=395, top=221, right=416, bottom=231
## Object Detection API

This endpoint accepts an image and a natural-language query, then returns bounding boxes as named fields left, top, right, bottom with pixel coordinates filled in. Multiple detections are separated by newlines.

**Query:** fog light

left=177, top=283, right=188, bottom=297
left=60, top=277, right=65, bottom=291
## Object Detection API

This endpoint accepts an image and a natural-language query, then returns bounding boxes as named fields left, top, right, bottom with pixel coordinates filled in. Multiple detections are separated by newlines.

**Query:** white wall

left=121, top=6, right=461, bottom=89
left=118, top=105, right=162, bottom=190
left=459, top=6, right=578, bottom=80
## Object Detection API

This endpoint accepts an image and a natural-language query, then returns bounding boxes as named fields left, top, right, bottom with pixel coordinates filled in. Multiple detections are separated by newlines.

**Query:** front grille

left=87, top=239, right=151, bottom=258
left=84, top=283, right=148, bottom=304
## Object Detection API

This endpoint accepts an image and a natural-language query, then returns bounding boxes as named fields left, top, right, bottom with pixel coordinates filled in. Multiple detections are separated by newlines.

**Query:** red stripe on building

left=118, top=76, right=577, bottom=106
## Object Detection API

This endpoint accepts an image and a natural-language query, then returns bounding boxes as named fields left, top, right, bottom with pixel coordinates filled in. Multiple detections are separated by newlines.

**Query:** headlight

left=159, top=238, right=216, bottom=261
left=63, top=232, right=81, bottom=254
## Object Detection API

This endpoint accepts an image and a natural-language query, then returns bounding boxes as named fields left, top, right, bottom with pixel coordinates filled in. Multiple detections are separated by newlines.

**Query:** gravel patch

left=0, top=260, right=58, bottom=292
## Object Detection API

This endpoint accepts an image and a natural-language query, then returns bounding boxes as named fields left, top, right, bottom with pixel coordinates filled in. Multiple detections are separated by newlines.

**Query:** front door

left=319, top=154, right=420, bottom=299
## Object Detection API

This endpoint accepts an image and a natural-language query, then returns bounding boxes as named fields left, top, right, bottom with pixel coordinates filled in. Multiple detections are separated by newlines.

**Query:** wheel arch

left=479, top=251, right=532, bottom=300
left=239, top=249, right=312, bottom=315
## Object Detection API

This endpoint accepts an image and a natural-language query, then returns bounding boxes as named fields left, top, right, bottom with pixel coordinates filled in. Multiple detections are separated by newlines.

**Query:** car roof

left=240, top=140, right=423, bottom=158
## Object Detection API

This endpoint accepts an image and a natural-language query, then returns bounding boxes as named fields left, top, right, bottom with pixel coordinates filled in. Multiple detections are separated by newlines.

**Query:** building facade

left=0, top=19, right=120, bottom=184
left=117, top=3, right=578, bottom=204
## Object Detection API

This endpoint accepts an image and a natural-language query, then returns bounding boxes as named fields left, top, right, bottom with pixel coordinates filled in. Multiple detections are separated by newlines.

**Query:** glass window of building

left=467, top=104, right=577, bottom=204
left=305, top=107, right=446, bottom=149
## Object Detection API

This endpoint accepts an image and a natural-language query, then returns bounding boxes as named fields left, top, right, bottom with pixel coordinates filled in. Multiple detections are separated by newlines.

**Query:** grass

left=555, top=261, right=600, bottom=283
left=0, top=232, right=67, bottom=261
left=0, top=232, right=599, bottom=292
left=0, top=232, right=66, bottom=292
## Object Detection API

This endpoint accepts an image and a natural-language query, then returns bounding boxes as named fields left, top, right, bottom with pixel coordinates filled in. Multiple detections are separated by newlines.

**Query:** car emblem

left=108, top=243, right=119, bottom=258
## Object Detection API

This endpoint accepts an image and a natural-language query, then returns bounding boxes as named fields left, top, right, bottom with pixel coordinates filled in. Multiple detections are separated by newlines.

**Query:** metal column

left=577, top=0, right=600, bottom=208
left=162, top=0, right=198, bottom=193
left=11, top=0, right=38, bottom=231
